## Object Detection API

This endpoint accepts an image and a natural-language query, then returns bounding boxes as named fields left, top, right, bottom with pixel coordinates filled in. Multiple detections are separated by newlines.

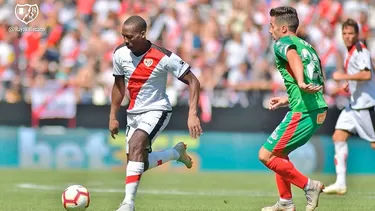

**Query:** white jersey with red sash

left=335, top=42, right=375, bottom=142
left=112, top=41, right=191, bottom=114
left=344, top=42, right=375, bottom=109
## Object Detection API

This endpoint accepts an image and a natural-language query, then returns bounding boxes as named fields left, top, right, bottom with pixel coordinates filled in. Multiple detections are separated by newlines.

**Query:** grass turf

left=1, top=169, right=375, bottom=211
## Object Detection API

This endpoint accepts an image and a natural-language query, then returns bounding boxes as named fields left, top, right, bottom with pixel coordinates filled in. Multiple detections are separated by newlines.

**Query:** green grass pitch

left=1, top=169, right=375, bottom=210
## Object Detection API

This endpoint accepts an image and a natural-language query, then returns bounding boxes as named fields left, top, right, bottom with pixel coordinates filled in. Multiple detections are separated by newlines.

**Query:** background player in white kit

left=109, top=16, right=202, bottom=211
left=324, top=18, right=375, bottom=195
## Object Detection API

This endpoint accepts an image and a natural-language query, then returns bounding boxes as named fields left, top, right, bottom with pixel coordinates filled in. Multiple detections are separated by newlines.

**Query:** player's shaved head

left=123, top=15, right=147, bottom=33
left=270, top=6, right=299, bottom=33
left=121, top=15, right=151, bottom=56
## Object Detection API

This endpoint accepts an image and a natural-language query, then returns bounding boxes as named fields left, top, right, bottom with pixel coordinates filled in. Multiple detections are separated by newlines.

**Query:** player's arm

left=333, top=69, right=371, bottom=81
left=286, top=49, right=322, bottom=93
left=269, top=96, right=289, bottom=110
left=180, top=71, right=200, bottom=116
left=109, top=52, right=125, bottom=138
left=333, top=51, right=372, bottom=81
left=110, top=76, right=125, bottom=120
left=286, top=49, right=305, bottom=86
left=109, top=76, right=125, bottom=139
left=166, top=53, right=202, bottom=139
left=180, top=70, right=203, bottom=139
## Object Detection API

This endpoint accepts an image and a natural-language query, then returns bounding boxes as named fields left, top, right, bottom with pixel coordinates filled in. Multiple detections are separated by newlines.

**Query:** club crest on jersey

left=143, top=58, right=153, bottom=67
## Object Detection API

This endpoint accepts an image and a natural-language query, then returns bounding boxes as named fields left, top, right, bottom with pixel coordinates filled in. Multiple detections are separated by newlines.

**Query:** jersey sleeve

left=112, top=51, right=124, bottom=76
left=356, top=50, right=372, bottom=71
left=165, top=53, right=191, bottom=79
left=274, top=37, right=297, bottom=61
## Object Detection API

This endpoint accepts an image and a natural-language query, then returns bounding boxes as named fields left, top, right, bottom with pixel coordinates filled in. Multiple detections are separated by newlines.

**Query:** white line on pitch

left=16, top=183, right=375, bottom=199
left=15, top=183, right=278, bottom=197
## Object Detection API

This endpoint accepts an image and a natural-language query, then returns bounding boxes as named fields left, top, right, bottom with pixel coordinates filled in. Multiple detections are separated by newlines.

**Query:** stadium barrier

left=0, top=126, right=374, bottom=174
left=0, top=102, right=344, bottom=134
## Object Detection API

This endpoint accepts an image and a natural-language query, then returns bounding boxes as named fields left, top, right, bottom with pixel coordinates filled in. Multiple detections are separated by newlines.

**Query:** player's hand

left=333, top=71, right=346, bottom=81
left=342, top=82, right=349, bottom=92
left=109, top=119, right=119, bottom=139
left=269, top=97, right=288, bottom=110
left=298, top=82, right=322, bottom=93
left=188, top=114, right=202, bottom=139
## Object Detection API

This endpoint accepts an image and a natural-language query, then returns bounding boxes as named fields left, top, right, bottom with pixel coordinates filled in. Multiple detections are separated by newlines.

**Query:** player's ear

left=141, top=31, right=146, bottom=39
left=281, top=25, right=288, bottom=33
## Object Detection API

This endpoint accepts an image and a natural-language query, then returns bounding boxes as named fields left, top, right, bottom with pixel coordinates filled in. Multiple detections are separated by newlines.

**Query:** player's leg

left=147, top=142, right=193, bottom=170
left=262, top=157, right=294, bottom=211
left=260, top=109, right=326, bottom=211
left=368, top=108, right=375, bottom=150
left=324, top=108, right=354, bottom=195
left=275, top=157, right=292, bottom=201
left=143, top=111, right=176, bottom=170
left=260, top=112, right=301, bottom=211
left=141, top=111, right=193, bottom=171
left=326, top=108, right=375, bottom=194
left=353, top=109, right=375, bottom=147
left=118, top=128, right=149, bottom=211
left=116, top=113, right=144, bottom=211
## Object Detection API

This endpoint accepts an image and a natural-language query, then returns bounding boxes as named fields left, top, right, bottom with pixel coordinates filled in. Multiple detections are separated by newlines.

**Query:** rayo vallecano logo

left=14, top=4, right=39, bottom=25
left=143, top=58, right=153, bottom=67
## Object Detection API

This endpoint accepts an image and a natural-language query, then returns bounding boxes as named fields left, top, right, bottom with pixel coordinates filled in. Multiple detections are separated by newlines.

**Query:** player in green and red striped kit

left=258, top=6, right=328, bottom=211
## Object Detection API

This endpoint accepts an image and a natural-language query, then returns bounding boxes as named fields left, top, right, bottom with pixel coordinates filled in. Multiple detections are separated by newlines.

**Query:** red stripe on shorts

left=273, top=112, right=302, bottom=153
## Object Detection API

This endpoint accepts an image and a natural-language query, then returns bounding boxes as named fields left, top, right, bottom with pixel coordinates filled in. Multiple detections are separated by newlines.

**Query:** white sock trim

left=172, top=148, right=180, bottom=160
left=279, top=198, right=293, bottom=203
left=303, top=179, right=311, bottom=191
left=126, top=161, right=145, bottom=175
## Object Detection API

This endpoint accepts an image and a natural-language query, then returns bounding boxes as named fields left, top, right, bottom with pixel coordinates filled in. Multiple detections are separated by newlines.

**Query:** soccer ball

left=61, top=185, right=90, bottom=211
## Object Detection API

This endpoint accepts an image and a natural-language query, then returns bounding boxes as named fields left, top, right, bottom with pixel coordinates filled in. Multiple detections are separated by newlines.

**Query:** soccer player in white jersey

left=109, top=16, right=202, bottom=211
left=324, top=18, right=375, bottom=195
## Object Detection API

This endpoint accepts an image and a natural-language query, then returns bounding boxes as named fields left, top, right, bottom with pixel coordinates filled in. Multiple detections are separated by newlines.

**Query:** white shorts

left=125, top=110, right=172, bottom=153
left=335, top=106, right=375, bottom=142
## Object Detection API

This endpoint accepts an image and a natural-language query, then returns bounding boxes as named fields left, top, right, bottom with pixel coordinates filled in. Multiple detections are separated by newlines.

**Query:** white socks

left=279, top=198, right=293, bottom=204
left=123, top=161, right=144, bottom=205
left=334, top=141, right=348, bottom=186
left=303, top=179, right=311, bottom=191
left=147, top=149, right=180, bottom=170
left=123, top=149, right=180, bottom=205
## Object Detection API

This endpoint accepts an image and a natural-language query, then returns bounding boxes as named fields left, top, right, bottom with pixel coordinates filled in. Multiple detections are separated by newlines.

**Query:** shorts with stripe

left=125, top=110, right=171, bottom=153
left=335, top=106, right=375, bottom=142
left=264, top=108, right=327, bottom=155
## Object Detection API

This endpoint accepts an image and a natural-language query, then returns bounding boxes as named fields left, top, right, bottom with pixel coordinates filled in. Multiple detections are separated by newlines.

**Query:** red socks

left=266, top=157, right=308, bottom=189
left=276, top=171, right=292, bottom=199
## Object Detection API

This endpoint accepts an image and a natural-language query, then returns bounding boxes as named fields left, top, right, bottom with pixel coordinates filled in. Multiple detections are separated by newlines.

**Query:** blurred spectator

left=0, top=0, right=373, bottom=115
left=227, top=62, right=252, bottom=108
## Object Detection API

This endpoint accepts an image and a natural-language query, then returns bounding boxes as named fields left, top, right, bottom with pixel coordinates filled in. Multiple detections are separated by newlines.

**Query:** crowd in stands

left=0, top=0, right=374, bottom=118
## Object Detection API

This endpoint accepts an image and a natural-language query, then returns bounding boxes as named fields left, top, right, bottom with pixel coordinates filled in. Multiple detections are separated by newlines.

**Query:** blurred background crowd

left=0, top=0, right=374, bottom=118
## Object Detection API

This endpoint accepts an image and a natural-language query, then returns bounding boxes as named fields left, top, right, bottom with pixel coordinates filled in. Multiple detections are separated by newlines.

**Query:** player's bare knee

left=128, top=130, right=149, bottom=161
left=332, top=130, right=350, bottom=142
left=258, top=148, right=271, bottom=164
left=128, top=145, right=143, bottom=161
left=258, top=154, right=269, bottom=164
left=370, top=142, right=375, bottom=150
